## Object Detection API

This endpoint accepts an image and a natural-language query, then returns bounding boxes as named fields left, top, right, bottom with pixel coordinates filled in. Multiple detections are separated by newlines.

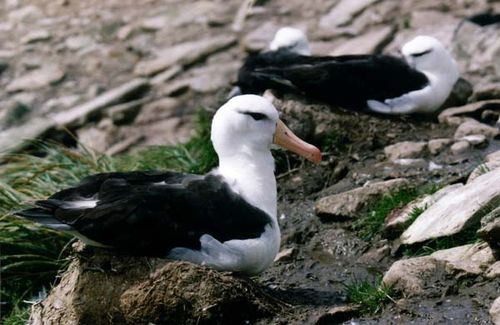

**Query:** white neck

left=216, top=149, right=277, bottom=221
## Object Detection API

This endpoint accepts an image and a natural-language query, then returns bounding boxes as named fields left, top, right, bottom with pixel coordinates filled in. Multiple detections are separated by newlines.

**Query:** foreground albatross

left=237, top=36, right=459, bottom=115
left=16, top=95, right=321, bottom=275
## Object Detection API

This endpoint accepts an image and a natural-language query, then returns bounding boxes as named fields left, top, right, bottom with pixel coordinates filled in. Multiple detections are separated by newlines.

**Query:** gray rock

left=8, top=5, right=43, bottom=23
left=65, top=35, right=94, bottom=51
left=400, top=168, right=500, bottom=245
left=384, top=141, right=427, bottom=160
left=21, top=30, right=51, bottom=44
left=315, top=178, right=409, bottom=221
left=106, top=98, right=148, bottom=125
left=468, top=162, right=500, bottom=183
left=7, top=64, right=65, bottom=92
left=438, top=100, right=500, bottom=126
left=485, top=262, right=500, bottom=279
left=473, top=83, right=500, bottom=101
left=52, top=78, right=150, bottom=127
left=105, top=134, right=144, bottom=156
left=454, top=120, right=499, bottom=139
left=329, top=26, right=394, bottom=56
left=460, top=134, right=488, bottom=147
left=41, top=95, right=81, bottom=113
left=477, top=206, right=500, bottom=253
left=138, top=98, right=181, bottom=122
left=383, top=243, right=495, bottom=296
left=134, top=35, right=236, bottom=76
left=0, top=117, right=54, bottom=153
left=319, top=0, right=379, bottom=29
left=241, top=22, right=278, bottom=53
left=384, top=184, right=463, bottom=237
left=140, top=16, right=168, bottom=31
left=491, top=297, right=500, bottom=325
left=427, top=138, right=452, bottom=155
left=0, top=100, right=30, bottom=130
left=77, top=126, right=115, bottom=153
left=431, top=242, right=496, bottom=275
left=150, top=65, right=182, bottom=85
left=450, top=140, right=471, bottom=155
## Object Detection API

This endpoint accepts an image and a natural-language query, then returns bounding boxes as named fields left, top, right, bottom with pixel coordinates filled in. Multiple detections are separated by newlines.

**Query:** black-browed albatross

left=16, top=95, right=321, bottom=275
left=236, top=35, right=460, bottom=115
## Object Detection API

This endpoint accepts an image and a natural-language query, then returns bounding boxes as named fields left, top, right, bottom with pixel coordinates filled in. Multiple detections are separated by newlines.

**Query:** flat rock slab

left=30, top=251, right=281, bottom=324
left=6, top=64, right=65, bottom=92
left=383, top=243, right=495, bottom=296
left=329, top=26, right=394, bottom=56
left=52, top=78, right=150, bottom=127
left=400, top=168, right=500, bottom=245
left=0, top=117, right=55, bottom=153
left=491, top=296, right=500, bottom=325
left=315, top=178, right=409, bottom=221
left=438, top=99, right=500, bottom=126
left=384, top=141, right=427, bottom=160
left=319, top=0, right=379, bottom=29
left=384, top=184, right=463, bottom=237
left=134, top=35, right=236, bottom=76
left=454, top=120, right=499, bottom=139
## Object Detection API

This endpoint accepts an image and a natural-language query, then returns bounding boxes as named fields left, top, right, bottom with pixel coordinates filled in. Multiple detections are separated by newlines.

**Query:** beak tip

left=311, top=147, right=322, bottom=164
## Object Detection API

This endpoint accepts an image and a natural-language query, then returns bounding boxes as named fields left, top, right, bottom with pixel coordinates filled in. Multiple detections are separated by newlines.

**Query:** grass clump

left=345, top=277, right=395, bottom=314
left=352, top=187, right=419, bottom=241
left=0, top=109, right=217, bottom=322
left=2, top=305, right=31, bottom=325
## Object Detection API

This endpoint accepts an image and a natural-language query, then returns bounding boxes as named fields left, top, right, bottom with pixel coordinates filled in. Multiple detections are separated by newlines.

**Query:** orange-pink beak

left=273, top=120, right=322, bottom=164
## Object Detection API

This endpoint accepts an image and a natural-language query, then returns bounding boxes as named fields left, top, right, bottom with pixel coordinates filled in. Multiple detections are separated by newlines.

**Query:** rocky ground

left=1, top=0, right=500, bottom=324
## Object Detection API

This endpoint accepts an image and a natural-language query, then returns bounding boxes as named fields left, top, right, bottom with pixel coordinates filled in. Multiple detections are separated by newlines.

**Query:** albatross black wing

left=16, top=171, right=272, bottom=256
left=238, top=53, right=429, bottom=110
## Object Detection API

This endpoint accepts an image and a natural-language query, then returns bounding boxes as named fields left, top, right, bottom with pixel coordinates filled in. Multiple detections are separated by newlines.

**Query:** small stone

left=384, top=141, right=427, bottom=160
left=134, top=98, right=179, bottom=124
left=106, top=99, right=147, bottom=125
left=65, top=35, right=94, bottom=51
left=116, top=25, right=134, bottom=40
left=460, top=134, right=488, bottom=147
left=241, top=22, right=278, bottom=53
left=431, top=243, right=495, bottom=275
left=485, top=261, right=500, bottom=279
left=319, top=0, right=378, bottom=29
left=134, top=35, right=236, bottom=76
left=274, top=247, right=296, bottom=263
left=427, top=138, right=452, bottom=155
left=454, top=120, right=499, bottom=139
left=7, top=64, right=65, bottom=92
left=41, top=95, right=81, bottom=113
left=315, top=178, right=409, bottom=221
left=477, top=206, right=500, bottom=252
left=439, top=99, right=500, bottom=126
left=473, top=83, right=500, bottom=101
left=105, top=134, right=144, bottom=156
left=140, top=16, right=168, bottom=31
left=8, top=5, right=43, bottom=23
left=150, top=65, right=182, bottom=85
left=450, top=140, right=470, bottom=155
left=329, top=26, right=394, bottom=56
left=21, top=30, right=51, bottom=44
left=77, top=127, right=115, bottom=153
left=491, top=297, right=500, bottom=325
left=315, top=304, right=361, bottom=325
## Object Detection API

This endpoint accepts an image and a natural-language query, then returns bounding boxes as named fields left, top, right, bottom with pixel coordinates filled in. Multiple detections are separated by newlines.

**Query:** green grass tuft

left=352, top=187, right=420, bottom=241
left=2, top=304, right=31, bottom=325
left=345, top=277, right=395, bottom=314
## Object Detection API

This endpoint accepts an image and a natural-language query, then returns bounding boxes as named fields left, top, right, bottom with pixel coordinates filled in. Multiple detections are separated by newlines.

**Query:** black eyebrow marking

left=411, top=49, right=432, bottom=57
left=240, top=111, right=268, bottom=121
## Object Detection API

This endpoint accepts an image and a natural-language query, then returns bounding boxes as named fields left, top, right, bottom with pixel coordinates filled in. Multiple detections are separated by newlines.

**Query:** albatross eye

left=411, top=49, right=432, bottom=57
left=241, top=111, right=268, bottom=121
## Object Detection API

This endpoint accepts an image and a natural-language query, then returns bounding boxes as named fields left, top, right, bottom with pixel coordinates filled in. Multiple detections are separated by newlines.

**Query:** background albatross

left=16, top=95, right=321, bottom=275
left=236, top=35, right=459, bottom=115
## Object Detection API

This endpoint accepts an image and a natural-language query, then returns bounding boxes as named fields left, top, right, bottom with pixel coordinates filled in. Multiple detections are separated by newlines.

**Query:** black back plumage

left=16, top=171, right=272, bottom=256
left=236, top=49, right=429, bottom=110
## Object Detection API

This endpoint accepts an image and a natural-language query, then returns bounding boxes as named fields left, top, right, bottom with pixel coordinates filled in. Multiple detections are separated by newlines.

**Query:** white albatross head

left=269, top=27, right=311, bottom=55
left=211, top=95, right=321, bottom=165
left=402, top=35, right=459, bottom=82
